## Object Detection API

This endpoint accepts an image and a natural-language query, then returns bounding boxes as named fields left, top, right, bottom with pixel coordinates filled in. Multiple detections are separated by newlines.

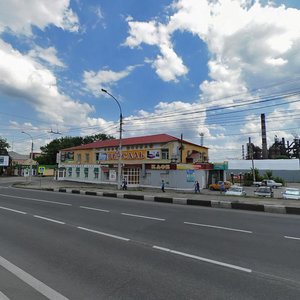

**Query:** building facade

left=57, top=134, right=212, bottom=189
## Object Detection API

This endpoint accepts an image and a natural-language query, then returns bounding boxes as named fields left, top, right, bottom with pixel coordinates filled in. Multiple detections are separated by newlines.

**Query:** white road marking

left=0, top=255, right=69, bottom=300
left=184, top=221, right=252, bottom=234
left=80, top=206, right=109, bottom=213
left=0, top=290, right=10, bottom=300
left=77, top=226, right=130, bottom=241
left=153, top=246, right=252, bottom=273
left=0, top=206, right=27, bottom=215
left=34, top=215, right=65, bottom=225
left=284, top=235, right=300, bottom=241
left=121, top=212, right=165, bottom=221
left=0, top=194, right=71, bottom=206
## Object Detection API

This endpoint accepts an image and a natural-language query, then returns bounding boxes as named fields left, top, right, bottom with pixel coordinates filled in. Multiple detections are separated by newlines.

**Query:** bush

left=273, top=176, right=285, bottom=186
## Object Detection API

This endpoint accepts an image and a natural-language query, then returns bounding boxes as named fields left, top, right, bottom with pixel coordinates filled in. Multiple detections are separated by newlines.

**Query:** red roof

left=62, top=133, right=208, bottom=151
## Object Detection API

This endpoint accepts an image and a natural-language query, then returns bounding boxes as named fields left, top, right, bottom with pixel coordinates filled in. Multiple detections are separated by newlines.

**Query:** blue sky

left=1, top=0, right=300, bottom=161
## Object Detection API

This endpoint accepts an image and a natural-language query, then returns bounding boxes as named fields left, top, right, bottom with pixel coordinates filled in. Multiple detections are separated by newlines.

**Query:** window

left=85, top=153, right=90, bottom=162
left=161, top=149, right=169, bottom=160
left=95, top=152, right=99, bottom=161
left=94, top=167, right=99, bottom=179
left=123, top=168, right=140, bottom=185
left=84, top=168, right=89, bottom=178
left=77, top=154, right=81, bottom=163
left=76, top=167, right=80, bottom=178
left=68, top=167, right=72, bottom=177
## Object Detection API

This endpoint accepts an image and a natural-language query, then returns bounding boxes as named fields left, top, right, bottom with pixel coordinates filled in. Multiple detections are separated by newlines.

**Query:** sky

left=1, top=0, right=300, bottom=162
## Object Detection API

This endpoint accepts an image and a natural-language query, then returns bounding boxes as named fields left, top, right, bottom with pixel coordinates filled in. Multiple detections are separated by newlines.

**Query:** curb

left=36, top=187, right=300, bottom=216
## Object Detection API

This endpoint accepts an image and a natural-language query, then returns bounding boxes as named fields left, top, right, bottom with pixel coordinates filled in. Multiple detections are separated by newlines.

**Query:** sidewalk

left=13, top=177, right=300, bottom=216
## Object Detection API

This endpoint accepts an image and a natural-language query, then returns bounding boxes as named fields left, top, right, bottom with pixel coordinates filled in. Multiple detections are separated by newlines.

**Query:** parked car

left=254, top=186, right=273, bottom=197
left=253, top=179, right=282, bottom=188
left=225, top=186, right=246, bottom=196
left=209, top=181, right=232, bottom=191
left=282, top=188, right=300, bottom=200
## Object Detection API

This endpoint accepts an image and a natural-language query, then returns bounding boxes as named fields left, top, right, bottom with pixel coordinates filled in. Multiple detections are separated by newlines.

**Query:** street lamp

left=101, top=89, right=123, bottom=189
left=22, top=131, right=33, bottom=182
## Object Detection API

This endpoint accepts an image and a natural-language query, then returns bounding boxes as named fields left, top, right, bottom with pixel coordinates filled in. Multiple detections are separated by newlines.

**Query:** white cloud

left=123, top=0, right=300, bottom=161
left=0, top=39, right=93, bottom=125
left=0, top=0, right=79, bottom=36
left=83, top=65, right=139, bottom=95
left=28, top=46, right=65, bottom=67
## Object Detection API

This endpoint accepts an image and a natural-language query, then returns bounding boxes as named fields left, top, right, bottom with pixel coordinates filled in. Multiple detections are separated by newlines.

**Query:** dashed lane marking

left=184, top=221, right=253, bottom=234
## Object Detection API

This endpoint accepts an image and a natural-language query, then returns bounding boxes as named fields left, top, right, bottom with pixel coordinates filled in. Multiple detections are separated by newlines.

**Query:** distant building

left=8, top=151, right=38, bottom=176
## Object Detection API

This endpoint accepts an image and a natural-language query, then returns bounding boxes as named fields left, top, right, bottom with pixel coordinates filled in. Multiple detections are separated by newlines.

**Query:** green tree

left=0, top=137, right=10, bottom=155
left=36, top=134, right=114, bottom=165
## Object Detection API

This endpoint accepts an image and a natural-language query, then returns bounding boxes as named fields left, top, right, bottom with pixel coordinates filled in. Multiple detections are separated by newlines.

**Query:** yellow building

left=58, top=134, right=211, bottom=188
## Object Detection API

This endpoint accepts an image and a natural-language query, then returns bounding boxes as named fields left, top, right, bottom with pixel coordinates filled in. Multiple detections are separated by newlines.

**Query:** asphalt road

left=0, top=185, right=300, bottom=299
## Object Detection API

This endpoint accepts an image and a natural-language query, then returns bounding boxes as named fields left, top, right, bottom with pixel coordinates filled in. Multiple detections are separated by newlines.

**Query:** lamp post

left=101, top=89, right=123, bottom=189
left=22, top=131, right=33, bottom=182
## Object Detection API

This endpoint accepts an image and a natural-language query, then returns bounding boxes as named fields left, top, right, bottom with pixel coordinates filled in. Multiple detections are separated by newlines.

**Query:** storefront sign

left=147, top=150, right=160, bottom=159
left=150, top=164, right=170, bottom=170
left=109, top=170, right=117, bottom=181
left=107, top=150, right=146, bottom=160
left=0, top=156, right=9, bottom=166
left=177, top=163, right=214, bottom=170
left=60, top=151, right=74, bottom=162
left=186, top=170, right=195, bottom=182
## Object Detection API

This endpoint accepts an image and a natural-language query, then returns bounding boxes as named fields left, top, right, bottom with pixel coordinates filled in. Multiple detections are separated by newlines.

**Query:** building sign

left=177, top=163, right=214, bottom=170
left=150, top=164, right=170, bottom=170
left=109, top=169, right=117, bottom=181
left=213, top=162, right=228, bottom=170
left=0, top=156, right=9, bottom=166
left=186, top=170, right=195, bottom=182
left=98, top=153, right=107, bottom=160
left=106, top=150, right=146, bottom=161
left=147, top=150, right=160, bottom=159
left=61, top=151, right=74, bottom=162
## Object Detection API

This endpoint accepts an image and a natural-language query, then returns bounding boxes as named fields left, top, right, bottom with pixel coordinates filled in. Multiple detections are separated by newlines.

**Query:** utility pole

left=101, top=89, right=123, bottom=189
left=22, top=131, right=33, bottom=182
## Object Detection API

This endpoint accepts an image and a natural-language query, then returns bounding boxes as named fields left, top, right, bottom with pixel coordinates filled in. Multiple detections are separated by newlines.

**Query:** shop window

left=123, top=168, right=140, bottom=185
left=85, top=153, right=90, bottom=162
left=68, top=167, right=72, bottom=177
left=84, top=168, right=89, bottom=178
left=161, top=149, right=169, bottom=160
left=94, top=167, right=99, bottom=179
left=76, top=167, right=80, bottom=177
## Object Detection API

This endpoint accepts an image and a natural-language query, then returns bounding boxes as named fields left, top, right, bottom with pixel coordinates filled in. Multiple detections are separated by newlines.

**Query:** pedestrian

left=220, top=181, right=225, bottom=194
left=122, top=178, right=127, bottom=190
left=161, top=180, right=165, bottom=192
left=194, top=181, right=200, bottom=193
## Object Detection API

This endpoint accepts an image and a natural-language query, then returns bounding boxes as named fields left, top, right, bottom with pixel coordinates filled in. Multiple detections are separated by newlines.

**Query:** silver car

left=282, top=188, right=300, bottom=200
left=225, top=186, right=246, bottom=196
left=255, top=186, right=273, bottom=198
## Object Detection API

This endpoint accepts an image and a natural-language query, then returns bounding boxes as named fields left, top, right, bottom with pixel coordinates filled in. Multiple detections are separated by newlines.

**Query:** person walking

left=220, top=181, right=225, bottom=194
left=161, top=180, right=165, bottom=192
left=122, top=178, right=127, bottom=190
left=194, top=181, right=200, bottom=193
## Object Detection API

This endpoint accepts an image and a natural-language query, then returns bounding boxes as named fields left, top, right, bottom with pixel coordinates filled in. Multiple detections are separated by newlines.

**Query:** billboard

left=0, top=156, right=9, bottom=166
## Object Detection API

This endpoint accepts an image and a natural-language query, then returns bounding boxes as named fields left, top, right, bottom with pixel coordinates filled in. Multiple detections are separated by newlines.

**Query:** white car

left=225, top=186, right=246, bottom=196
left=282, top=188, right=300, bottom=200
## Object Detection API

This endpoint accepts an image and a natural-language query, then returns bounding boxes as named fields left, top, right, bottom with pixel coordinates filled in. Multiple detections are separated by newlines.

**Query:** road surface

left=0, top=185, right=300, bottom=299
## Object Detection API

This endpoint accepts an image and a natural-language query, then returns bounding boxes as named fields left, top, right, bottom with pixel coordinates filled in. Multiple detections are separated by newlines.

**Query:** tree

left=0, top=137, right=9, bottom=155
left=36, top=134, right=114, bottom=165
